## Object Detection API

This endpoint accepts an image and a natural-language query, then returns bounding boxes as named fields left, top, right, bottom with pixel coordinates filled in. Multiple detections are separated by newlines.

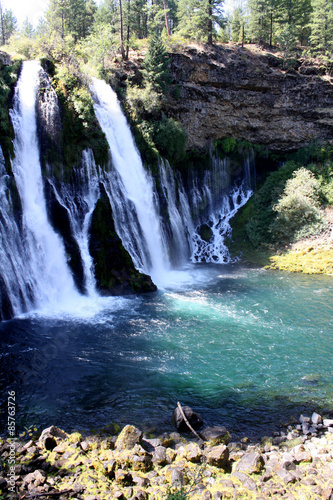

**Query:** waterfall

left=0, top=65, right=256, bottom=319
left=9, top=61, right=81, bottom=313
left=90, top=78, right=171, bottom=284
left=190, top=151, right=254, bottom=263
left=46, top=150, right=101, bottom=296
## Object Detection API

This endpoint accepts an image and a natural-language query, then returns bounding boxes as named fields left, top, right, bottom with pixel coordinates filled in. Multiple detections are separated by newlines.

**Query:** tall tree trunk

left=0, top=2, right=5, bottom=45
left=270, top=11, right=273, bottom=47
left=125, top=0, right=131, bottom=60
left=119, top=0, right=125, bottom=60
left=207, top=0, right=213, bottom=45
left=162, top=0, right=170, bottom=36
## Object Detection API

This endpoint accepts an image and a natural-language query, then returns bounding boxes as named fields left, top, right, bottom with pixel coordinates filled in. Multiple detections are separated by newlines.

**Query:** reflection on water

left=1, top=264, right=332, bottom=439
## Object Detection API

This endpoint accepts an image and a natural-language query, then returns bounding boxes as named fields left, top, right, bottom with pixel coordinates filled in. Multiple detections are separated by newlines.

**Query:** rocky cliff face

left=166, top=44, right=333, bottom=152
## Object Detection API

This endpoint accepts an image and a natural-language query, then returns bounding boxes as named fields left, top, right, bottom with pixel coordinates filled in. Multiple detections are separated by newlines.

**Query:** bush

left=126, top=83, right=162, bottom=117
left=153, top=117, right=187, bottom=164
left=245, top=161, right=299, bottom=247
left=270, top=167, right=325, bottom=243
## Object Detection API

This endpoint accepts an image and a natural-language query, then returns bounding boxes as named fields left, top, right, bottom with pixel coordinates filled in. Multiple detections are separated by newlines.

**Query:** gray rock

left=276, top=468, right=296, bottom=484
left=171, top=468, right=184, bottom=486
left=311, top=412, right=322, bottom=425
left=235, top=452, right=264, bottom=474
left=152, top=446, right=167, bottom=466
left=115, top=425, right=143, bottom=451
left=233, top=471, right=257, bottom=491
left=300, top=415, right=311, bottom=424
left=205, top=444, right=229, bottom=469
left=323, top=419, right=333, bottom=427
left=201, top=426, right=231, bottom=445
left=132, top=476, right=150, bottom=487
left=184, top=442, right=202, bottom=463
left=129, top=489, right=147, bottom=500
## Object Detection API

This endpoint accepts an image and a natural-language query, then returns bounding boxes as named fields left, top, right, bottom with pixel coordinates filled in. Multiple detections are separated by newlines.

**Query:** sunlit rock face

left=166, top=44, right=333, bottom=153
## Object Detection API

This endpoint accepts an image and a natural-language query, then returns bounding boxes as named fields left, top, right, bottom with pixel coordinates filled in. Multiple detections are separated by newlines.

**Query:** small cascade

left=0, top=147, right=34, bottom=318
left=9, top=61, right=80, bottom=312
left=191, top=150, right=255, bottom=263
left=90, top=78, right=171, bottom=283
left=47, top=150, right=101, bottom=296
left=158, top=159, right=192, bottom=265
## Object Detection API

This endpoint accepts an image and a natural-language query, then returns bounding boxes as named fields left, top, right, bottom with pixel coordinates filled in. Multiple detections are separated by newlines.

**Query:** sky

left=1, top=0, right=234, bottom=29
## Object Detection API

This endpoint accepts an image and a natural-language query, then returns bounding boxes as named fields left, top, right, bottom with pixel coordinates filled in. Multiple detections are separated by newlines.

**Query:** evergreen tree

left=278, top=0, right=312, bottom=45
left=309, top=0, right=333, bottom=52
left=230, top=6, right=247, bottom=44
left=248, top=0, right=281, bottom=46
left=21, top=18, right=35, bottom=38
left=46, top=0, right=96, bottom=41
left=141, top=35, right=171, bottom=92
left=176, top=0, right=224, bottom=44
left=0, top=2, right=17, bottom=44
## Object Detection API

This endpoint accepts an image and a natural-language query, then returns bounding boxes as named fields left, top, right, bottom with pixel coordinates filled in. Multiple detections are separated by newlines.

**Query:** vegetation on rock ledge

left=228, top=143, right=333, bottom=275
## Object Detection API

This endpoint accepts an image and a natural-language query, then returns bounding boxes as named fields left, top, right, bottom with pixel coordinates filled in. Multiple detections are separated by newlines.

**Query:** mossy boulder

left=115, top=425, right=143, bottom=451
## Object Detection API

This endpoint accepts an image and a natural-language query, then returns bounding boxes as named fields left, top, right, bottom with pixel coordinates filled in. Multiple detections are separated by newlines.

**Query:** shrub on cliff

left=270, top=167, right=325, bottom=242
left=153, top=117, right=187, bottom=164
left=245, top=161, right=298, bottom=247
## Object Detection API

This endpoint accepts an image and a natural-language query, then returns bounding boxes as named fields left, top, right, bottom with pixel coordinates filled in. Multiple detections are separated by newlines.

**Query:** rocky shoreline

left=1, top=411, right=333, bottom=500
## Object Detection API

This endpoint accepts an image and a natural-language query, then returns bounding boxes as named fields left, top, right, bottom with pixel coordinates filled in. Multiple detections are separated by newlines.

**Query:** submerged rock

left=171, top=405, right=203, bottom=432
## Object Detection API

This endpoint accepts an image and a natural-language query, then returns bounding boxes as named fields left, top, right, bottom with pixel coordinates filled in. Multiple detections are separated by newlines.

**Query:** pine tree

left=141, top=35, right=171, bottom=92
left=21, top=18, right=35, bottom=38
left=0, top=2, right=17, bottom=44
left=176, top=0, right=224, bottom=44
left=230, top=6, right=246, bottom=44
left=46, top=0, right=96, bottom=41
left=309, top=0, right=333, bottom=52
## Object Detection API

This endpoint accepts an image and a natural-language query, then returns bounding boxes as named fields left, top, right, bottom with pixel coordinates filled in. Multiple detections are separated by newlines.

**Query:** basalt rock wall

left=166, top=44, right=333, bottom=153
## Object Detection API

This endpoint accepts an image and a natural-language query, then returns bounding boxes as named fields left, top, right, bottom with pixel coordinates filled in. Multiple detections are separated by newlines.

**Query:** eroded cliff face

left=165, top=44, right=333, bottom=152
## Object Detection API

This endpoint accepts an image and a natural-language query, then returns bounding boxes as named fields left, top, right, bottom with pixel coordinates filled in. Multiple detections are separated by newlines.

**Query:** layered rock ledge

left=1, top=411, right=333, bottom=499
left=165, top=44, right=333, bottom=153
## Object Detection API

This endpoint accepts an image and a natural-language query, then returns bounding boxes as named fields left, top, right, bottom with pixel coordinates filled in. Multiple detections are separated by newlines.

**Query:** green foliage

left=309, top=0, right=333, bottom=53
left=153, top=116, right=187, bottom=164
left=126, top=82, right=162, bottom=116
left=270, top=167, right=325, bottom=243
left=176, top=0, right=225, bottom=44
left=51, top=63, right=109, bottom=172
left=46, top=0, right=96, bottom=42
left=230, top=144, right=333, bottom=262
left=141, top=35, right=171, bottom=93
left=245, top=161, right=299, bottom=247
left=5, top=34, right=37, bottom=59
left=0, top=59, right=20, bottom=168
left=278, top=24, right=298, bottom=66
left=165, top=488, right=187, bottom=500
left=216, top=137, right=237, bottom=154
left=0, top=5, right=17, bottom=45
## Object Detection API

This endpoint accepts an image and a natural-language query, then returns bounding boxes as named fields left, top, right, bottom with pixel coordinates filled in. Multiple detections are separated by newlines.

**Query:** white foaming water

left=9, top=61, right=99, bottom=316
left=191, top=153, right=254, bottom=263
left=91, top=78, right=171, bottom=285
left=49, top=149, right=101, bottom=297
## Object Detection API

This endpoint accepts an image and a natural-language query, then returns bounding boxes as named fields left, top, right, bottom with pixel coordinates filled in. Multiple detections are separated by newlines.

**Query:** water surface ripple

left=1, top=265, right=332, bottom=439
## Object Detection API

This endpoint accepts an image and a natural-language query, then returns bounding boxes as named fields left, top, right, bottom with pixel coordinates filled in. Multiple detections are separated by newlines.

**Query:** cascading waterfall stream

left=0, top=64, right=255, bottom=318
left=48, top=149, right=101, bottom=297
left=191, top=152, right=255, bottom=263
left=9, top=61, right=81, bottom=312
left=90, top=78, right=171, bottom=284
